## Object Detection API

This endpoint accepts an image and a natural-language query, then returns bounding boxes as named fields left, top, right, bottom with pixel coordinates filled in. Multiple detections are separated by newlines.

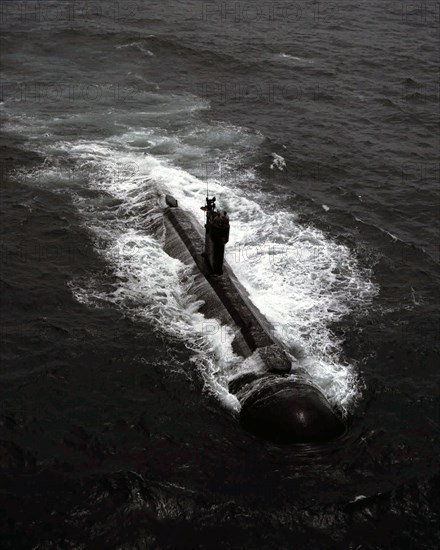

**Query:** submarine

left=162, top=193, right=345, bottom=444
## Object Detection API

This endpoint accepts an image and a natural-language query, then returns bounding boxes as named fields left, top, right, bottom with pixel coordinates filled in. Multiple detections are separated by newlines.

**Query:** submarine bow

left=161, top=193, right=345, bottom=444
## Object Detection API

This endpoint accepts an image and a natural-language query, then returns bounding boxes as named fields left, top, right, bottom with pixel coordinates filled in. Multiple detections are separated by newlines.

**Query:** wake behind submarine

left=162, top=193, right=345, bottom=444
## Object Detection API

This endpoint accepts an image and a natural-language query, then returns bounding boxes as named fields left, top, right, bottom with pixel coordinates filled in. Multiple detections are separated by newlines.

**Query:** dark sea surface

left=0, top=1, right=439, bottom=547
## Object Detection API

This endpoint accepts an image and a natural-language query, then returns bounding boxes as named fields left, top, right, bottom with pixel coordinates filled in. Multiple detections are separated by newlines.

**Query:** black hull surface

left=162, top=196, right=345, bottom=444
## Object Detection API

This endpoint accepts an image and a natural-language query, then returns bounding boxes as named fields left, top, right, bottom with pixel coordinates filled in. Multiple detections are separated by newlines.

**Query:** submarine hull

left=161, top=196, right=345, bottom=444
left=239, top=377, right=345, bottom=444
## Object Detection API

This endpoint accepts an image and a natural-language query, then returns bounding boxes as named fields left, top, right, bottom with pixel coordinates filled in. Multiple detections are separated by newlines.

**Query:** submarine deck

left=165, top=204, right=276, bottom=353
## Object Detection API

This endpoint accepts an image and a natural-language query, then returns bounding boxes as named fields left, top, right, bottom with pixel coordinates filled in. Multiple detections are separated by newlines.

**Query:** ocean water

left=0, top=1, right=439, bottom=547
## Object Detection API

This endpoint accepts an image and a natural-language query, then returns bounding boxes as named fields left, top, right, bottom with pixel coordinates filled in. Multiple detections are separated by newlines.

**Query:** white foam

left=72, top=142, right=376, bottom=412
left=222, top=203, right=377, bottom=411
left=270, top=153, right=286, bottom=171
left=69, top=225, right=242, bottom=413
left=279, top=53, right=314, bottom=64
left=116, top=41, right=154, bottom=57
left=8, top=99, right=377, bottom=415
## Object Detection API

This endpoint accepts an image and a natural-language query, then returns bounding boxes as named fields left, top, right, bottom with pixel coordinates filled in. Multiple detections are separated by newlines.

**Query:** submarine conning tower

left=202, top=196, right=230, bottom=275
